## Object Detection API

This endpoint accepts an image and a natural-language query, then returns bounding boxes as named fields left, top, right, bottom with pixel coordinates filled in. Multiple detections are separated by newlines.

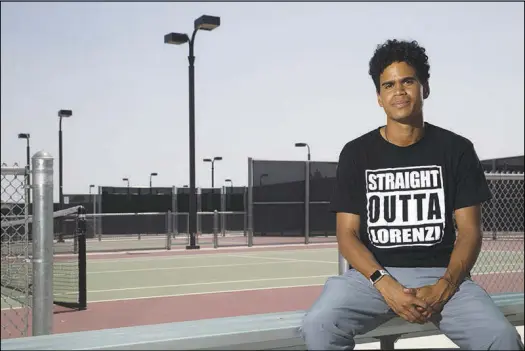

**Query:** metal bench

left=2, top=292, right=523, bottom=350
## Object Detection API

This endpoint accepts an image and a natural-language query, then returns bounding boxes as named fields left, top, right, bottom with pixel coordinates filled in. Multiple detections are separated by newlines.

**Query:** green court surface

left=2, top=247, right=524, bottom=310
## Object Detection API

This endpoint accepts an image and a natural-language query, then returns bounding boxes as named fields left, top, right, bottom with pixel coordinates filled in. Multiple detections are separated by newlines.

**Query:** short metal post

left=31, top=151, right=54, bottom=336
left=97, top=186, right=102, bottom=241
left=196, top=187, right=202, bottom=237
left=213, top=210, right=219, bottom=248
left=138, top=214, right=141, bottom=240
left=92, top=192, right=96, bottom=240
left=243, top=186, right=248, bottom=237
left=338, top=252, right=348, bottom=276
left=172, top=186, right=178, bottom=237
left=166, top=211, right=172, bottom=250
left=490, top=179, right=497, bottom=240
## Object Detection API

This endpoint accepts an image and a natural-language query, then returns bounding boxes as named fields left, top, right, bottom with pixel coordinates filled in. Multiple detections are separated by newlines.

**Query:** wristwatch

left=369, top=269, right=390, bottom=285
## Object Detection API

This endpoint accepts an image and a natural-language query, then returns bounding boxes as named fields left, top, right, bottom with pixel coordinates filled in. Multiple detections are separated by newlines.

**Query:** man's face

left=376, top=61, right=428, bottom=123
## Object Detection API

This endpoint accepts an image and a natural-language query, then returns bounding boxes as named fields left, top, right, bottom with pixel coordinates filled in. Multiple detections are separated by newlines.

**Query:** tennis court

left=80, top=245, right=524, bottom=301
left=2, top=243, right=523, bottom=310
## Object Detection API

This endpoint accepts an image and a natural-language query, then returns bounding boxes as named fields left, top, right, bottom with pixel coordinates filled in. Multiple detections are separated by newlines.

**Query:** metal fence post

left=97, top=186, right=102, bottom=241
left=243, top=186, right=248, bottom=237
left=247, top=158, right=254, bottom=247
left=172, top=186, right=178, bottom=237
left=92, top=191, right=96, bottom=241
left=31, top=151, right=54, bottom=336
left=196, top=187, right=202, bottom=237
left=221, top=186, right=226, bottom=237
left=166, top=210, right=172, bottom=250
left=338, top=252, right=348, bottom=276
left=213, top=210, right=219, bottom=248
left=305, top=160, right=310, bottom=245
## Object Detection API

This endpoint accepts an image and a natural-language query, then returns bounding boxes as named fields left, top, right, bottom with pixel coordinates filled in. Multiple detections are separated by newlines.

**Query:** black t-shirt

left=330, top=122, right=492, bottom=268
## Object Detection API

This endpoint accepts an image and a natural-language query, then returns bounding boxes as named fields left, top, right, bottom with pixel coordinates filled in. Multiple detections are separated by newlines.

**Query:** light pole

left=149, top=172, right=158, bottom=188
left=295, top=142, right=311, bottom=161
left=18, top=133, right=31, bottom=205
left=89, top=184, right=95, bottom=195
left=164, top=14, right=221, bottom=250
left=203, top=157, right=222, bottom=188
left=295, top=142, right=311, bottom=245
left=58, top=109, right=72, bottom=243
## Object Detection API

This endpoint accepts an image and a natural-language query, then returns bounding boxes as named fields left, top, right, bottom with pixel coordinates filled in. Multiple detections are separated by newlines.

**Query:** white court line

left=86, top=269, right=522, bottom=294
left=228, top=253, right=335, bottom=264
left=472, top=269, right=523, bottom=276
left=88, top=237, right=168, bottom=243
left=475, top=263, right=524, bottom=269
left=86, top=247, right=338, bottom=264
left=88, top=275, right=330, bottom=293
left=81, top=242, right=338, bottom=258
left=1, top=283, right=328, bottom=311
left=88, top=260, right=335, bottom=274
left=87, top=283, right=326, bottom=304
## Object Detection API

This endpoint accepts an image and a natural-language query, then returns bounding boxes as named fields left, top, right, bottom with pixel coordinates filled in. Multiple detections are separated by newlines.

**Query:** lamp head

left=194, top=15, right=220, bottom=31
left=58, top=110, right=72, bottom=118
left=164, top=32, right=190, bottom=45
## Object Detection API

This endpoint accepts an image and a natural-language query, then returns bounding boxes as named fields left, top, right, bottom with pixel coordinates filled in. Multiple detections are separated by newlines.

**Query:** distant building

left=480, top=155, right=524, bottom=172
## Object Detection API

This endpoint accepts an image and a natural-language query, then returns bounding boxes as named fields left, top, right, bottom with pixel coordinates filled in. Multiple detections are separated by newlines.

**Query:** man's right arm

left=336, top=212, right=383, bottom=279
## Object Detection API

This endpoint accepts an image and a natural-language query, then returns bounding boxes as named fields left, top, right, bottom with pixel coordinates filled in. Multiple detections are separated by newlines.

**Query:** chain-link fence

left=474, top=172, right=524, bottom=293
left=1, top=163, right=31, bottom=338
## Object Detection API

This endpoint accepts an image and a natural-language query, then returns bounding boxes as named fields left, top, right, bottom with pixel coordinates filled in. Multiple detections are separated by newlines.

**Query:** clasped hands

left=377, top=276, right=458, bottom=324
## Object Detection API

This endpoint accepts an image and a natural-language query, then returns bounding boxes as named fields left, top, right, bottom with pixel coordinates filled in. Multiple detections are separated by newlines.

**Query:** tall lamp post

left=203, top=157, right=222, bottom=188
left=295, top=142, right=311, bottom=245
left=18, top=133, right=31, bottom=205
left=58, top=109, right=72, bottom=243
left=164, top=14, right=221, bottom=250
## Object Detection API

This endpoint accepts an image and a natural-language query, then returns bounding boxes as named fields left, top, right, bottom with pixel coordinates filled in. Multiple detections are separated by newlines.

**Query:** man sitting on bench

left=300, top=39, right=524, bottom=350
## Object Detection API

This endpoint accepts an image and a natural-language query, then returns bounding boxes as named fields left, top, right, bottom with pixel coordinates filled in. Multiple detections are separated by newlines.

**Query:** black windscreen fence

left=172, top=187, right=245, bottom=234
left=251, top=159, right=338, bottom=239
left=99, top=187, right=174, bottom=236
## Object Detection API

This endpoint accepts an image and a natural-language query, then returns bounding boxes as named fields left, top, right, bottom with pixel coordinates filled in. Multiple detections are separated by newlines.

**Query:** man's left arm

left=407, top=141, right=492, bottom=314
left=442, top=205, right=483, bottom=289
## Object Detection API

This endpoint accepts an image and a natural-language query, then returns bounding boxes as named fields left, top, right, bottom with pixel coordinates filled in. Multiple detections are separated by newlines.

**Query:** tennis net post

left=31, top=151, right=54, bottom=336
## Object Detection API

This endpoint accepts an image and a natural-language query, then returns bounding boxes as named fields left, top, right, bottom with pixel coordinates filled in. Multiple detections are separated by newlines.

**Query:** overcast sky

left=1, top=2, right=523, bottom=200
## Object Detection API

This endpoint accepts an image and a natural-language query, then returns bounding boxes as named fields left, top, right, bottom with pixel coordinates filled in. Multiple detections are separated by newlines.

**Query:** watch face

left=370, top=270, right=382, bottom=282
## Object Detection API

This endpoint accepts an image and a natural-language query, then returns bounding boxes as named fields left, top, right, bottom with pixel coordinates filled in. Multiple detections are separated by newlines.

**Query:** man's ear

left=377, top=92, right=384, bottom=107
left=423, top=82, right=430, bottom=100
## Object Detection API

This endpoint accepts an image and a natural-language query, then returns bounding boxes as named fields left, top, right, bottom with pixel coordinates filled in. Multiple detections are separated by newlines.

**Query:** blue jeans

left=300, top=268, right=523, bottom=350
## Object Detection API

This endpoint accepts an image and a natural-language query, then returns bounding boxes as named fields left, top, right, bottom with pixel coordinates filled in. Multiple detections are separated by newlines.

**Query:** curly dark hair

left=368, top=39, right=430, bottom=93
